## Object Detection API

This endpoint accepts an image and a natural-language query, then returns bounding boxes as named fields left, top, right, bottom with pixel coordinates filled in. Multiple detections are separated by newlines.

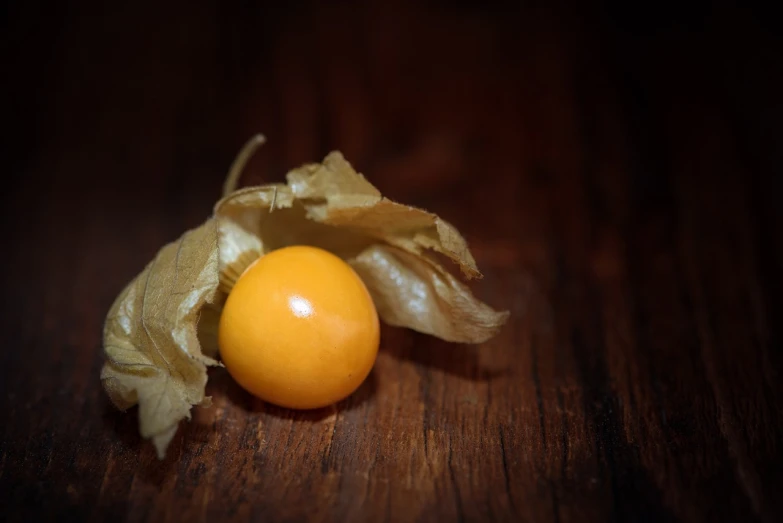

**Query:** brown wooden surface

left=2, top=1, right=782, bottom=521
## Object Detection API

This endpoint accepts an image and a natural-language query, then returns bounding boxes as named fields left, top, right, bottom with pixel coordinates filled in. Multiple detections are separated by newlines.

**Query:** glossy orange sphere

left=218, top=245, right=380, bottom=409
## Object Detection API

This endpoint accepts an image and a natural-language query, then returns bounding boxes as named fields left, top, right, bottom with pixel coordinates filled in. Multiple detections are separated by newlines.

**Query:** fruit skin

left=218, top=245, right=380, bottom=409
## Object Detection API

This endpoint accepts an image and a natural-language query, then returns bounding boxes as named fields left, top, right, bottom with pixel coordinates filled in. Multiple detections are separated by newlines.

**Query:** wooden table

left=3, top=1, right=782, bottom=521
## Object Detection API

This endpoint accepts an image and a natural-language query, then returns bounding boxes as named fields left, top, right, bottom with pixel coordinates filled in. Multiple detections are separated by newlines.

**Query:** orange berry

left=218, top=245, right=380, bottom=409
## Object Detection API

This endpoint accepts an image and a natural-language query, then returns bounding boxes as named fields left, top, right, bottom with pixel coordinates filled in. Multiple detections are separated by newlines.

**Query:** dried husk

left=101, top=136, right=509, bottom=458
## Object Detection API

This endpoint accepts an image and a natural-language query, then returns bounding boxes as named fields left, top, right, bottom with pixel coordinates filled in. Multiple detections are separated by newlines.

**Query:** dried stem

left=222, top=134, right=266, bottom=197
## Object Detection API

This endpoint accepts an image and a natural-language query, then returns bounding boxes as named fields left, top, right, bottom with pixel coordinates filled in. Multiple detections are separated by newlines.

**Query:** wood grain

left=2, top=1, right=782, bottom=521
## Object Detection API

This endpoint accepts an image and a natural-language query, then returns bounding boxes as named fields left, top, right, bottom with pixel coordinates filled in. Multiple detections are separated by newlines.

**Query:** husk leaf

left=101, top=220, right=220, bottom=458
left=101, top=136, right=509, bottom=458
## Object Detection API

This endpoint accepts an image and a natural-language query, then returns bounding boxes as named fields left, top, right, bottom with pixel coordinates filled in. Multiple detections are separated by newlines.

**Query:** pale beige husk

left=101, top=135, right=509, bottom=458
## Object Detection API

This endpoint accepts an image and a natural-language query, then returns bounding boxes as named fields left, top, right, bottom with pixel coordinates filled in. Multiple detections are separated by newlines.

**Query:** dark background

left=2, top=1, right=782, bottom=521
